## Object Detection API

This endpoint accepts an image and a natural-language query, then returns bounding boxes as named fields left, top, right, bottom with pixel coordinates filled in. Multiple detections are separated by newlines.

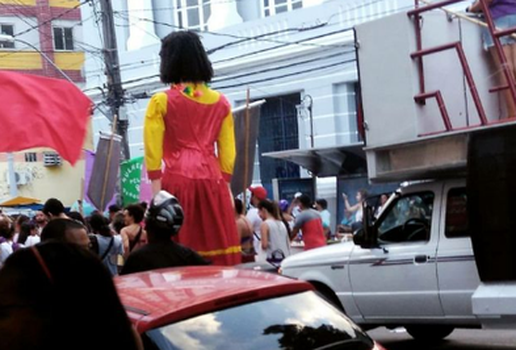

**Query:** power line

left=113, top=0, right=248, bottom=13
left=115, top=12, right=345, bottom=51
left=104, top=1, right=407, bottom=73
left=122, top=49, right=348, bottom=87
left=84, top=18, right=347, bottom=76
left=211, top=4, right=414, bottom=65
left=214, top=59, right=356, bottom=90
left=213, top=50, right=353, bottom=84
left=87, top=1, right=410, bottom=96
left=128, top=56, right=356, bottom=99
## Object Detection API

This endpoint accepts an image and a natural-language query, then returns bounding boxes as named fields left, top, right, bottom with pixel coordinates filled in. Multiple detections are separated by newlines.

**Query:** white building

left=82, top=0, right=418, bottom=227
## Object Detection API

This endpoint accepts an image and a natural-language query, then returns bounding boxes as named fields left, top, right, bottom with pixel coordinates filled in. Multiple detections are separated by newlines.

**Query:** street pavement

left=368, top=327, right=516, bottom=350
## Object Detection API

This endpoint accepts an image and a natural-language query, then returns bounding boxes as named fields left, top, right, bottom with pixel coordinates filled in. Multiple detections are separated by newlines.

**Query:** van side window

left=445, top=187, right=469, bottom=238
left=377, top=192, right=434, bottom=244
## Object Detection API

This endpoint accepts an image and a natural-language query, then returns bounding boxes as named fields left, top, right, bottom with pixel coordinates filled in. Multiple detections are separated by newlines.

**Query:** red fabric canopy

left=0, top=71, right=92, bottom=165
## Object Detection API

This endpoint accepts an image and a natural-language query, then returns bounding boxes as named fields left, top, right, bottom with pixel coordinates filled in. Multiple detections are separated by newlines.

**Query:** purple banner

left=84, top=149, right=117, bottom=210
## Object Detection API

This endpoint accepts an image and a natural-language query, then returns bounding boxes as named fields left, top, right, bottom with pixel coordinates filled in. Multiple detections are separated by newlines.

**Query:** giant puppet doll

left=143, top=31, right=241, bottom=265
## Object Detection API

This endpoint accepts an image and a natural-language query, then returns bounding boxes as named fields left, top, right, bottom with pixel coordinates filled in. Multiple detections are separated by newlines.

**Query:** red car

left=116, top=266, right=386, bottom=350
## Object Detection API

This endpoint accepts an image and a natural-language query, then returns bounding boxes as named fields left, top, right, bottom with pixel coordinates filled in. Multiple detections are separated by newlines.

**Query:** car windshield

left=142, top=291, right=374, bottom=350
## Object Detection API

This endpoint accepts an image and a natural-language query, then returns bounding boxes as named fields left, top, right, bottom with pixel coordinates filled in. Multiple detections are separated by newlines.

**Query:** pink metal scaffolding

left=408, top=0, right=516, bottom=135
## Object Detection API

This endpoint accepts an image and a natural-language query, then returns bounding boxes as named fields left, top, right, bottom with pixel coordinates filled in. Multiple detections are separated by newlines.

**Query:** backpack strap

left=129, top=226, right=143, bottom=252
left=100, top=237, right=115, bottom=261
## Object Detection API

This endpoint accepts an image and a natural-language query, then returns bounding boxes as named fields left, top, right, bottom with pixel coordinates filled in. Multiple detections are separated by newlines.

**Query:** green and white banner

left=120, top=156, right=143, bottom=207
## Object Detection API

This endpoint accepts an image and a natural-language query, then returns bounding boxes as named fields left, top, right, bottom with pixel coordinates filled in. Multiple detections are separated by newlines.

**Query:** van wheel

left=406, top=325, right=454, bottom=342
left=311, top=282, right=344, bottom=312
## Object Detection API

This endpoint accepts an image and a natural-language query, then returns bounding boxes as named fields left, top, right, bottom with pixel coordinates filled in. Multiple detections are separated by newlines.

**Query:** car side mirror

left=353, top=228, right=365, bottom=245
left=359, top=201, right=379, bottom=249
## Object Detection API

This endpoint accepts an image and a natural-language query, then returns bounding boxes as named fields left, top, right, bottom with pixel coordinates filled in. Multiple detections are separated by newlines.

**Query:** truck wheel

left=311, top=282, right=345, bottom=312
left=405, top=325, right=454, bottom=342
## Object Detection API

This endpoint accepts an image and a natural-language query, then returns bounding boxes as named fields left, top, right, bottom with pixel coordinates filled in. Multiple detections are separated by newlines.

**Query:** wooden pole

left=243, top=88, right=251, bottom=215
left=79, top=177, right=85, bottom=217
left=100, top=115, right=118, bottom=211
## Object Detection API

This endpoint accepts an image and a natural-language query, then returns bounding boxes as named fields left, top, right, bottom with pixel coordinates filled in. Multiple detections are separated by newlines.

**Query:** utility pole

left=99, top=0, right=130, bottom=160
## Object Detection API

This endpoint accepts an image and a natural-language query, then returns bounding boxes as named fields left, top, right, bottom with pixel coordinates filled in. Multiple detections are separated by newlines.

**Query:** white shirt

left=246, top=207, right=263, bottom=254
left=261, top=219, right=291, bottom=262
left=0, top=241, right=14, bottom=267
left=355, top=207, right=363, bottom=223
left=292, top=206, right=302, bottom=219
left=25, top=235, right=41, bottom=247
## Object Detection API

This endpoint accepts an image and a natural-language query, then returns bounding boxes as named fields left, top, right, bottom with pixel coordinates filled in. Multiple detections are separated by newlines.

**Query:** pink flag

left=139, top=162, right=153, bottom=203
left=0, top=72, right=91, bottom=165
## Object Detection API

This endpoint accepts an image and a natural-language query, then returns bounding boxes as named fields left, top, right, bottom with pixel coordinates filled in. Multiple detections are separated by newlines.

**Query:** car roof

left=115, top=266, right=313, bottom=333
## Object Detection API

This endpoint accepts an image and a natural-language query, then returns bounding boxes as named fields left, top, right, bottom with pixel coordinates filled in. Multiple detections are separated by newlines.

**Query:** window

left=53, top=27, right=74, bottom=51
left=0, top=24, right=14, bottom=49
left=176, top=0, right=211, bottom=30
left=445, top=188, right=469, bottom=238
left=258, top=93, right=300, bottom=187
left=25, top=152, right=37, bottom=162
left=333, top=82, right=362, bottom=143
left=43, top=152, right=62, bottom=167
left=377, top=192, right=434, bottom=243
left=263, top=0, right=303, bottom=17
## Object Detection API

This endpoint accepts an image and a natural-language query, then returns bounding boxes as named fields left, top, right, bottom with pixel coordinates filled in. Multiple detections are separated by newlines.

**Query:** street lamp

left=0, top=34, right=74, bottom=83
left=296, top=94, right=314, bottom=148
left=0, top=34, right=75, bottom=197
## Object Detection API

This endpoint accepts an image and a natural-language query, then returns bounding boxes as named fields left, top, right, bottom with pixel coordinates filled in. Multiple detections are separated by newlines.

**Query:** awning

left=0, top=196, right=41, bottom=207
left=263, top=143, right=367, bottom=177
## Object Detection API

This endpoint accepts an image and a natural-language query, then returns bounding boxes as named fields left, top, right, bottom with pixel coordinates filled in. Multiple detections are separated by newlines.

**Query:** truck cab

left=281, top=178, right=481, bottom=340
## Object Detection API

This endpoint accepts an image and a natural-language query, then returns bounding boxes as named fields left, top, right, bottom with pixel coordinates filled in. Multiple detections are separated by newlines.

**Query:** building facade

left=0, top=0, right=88, bottom=206
left=82, top=0, right=414, bottom=219
left=0, top=0, right=86, bottom=82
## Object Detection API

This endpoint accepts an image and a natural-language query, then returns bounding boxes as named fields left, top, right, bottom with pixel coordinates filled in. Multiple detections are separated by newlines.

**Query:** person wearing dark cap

left=291, top=194, right=327, bottom=250
left=120, top=191, right=208, bottom=275
left=42, top=198, right=67, bottom=220
left=246, top=185, right=268, bottom=260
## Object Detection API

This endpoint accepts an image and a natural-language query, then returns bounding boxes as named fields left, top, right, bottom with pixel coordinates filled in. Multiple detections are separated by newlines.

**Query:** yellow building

left=0, top=0, right=89, bottom=207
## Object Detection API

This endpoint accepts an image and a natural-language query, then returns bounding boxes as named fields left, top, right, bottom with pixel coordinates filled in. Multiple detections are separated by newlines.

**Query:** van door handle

left=414, top=255, right=428, bottom=263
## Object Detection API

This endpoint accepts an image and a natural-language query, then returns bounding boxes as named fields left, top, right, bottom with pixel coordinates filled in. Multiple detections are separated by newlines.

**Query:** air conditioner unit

left=43, top=152, right=62, bottom=167
left=5, top=170, right=32, bottom=186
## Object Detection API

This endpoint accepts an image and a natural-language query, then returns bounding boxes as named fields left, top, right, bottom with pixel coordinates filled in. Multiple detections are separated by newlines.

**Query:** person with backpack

left=257, top=200, right=291, bottom=266
left=120, top=191, right=207, bottom=275
left=89, top=213, right=124, bottom=276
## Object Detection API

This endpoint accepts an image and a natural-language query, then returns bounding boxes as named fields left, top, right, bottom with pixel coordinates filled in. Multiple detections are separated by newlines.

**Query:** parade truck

left=280, top=0, right=516, bottom=339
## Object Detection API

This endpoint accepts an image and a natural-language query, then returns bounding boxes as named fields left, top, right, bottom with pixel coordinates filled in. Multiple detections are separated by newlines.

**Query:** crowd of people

left=0, top=184, right=340, bottom=273
left=0, top=187, right=353, bottom=350
left=242, top=186, right=329, bottom=265
left=0, top=192, right=204, bottom=274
